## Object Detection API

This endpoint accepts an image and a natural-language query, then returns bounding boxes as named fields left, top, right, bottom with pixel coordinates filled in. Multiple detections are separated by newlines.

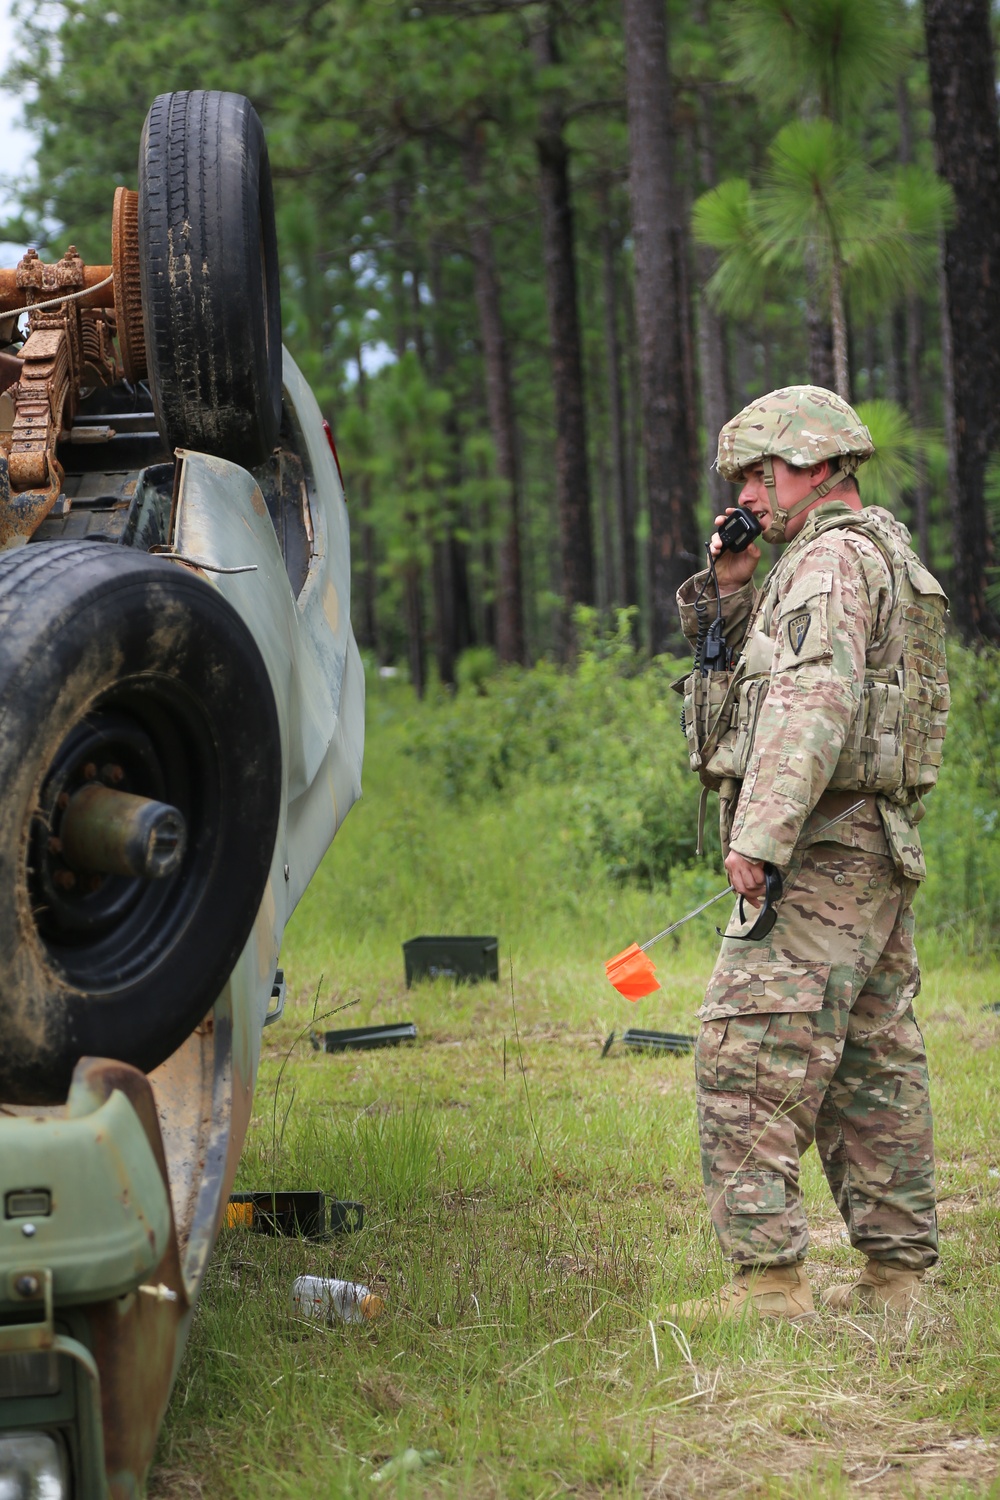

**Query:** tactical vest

left=682, top=509, right=950, bottom=804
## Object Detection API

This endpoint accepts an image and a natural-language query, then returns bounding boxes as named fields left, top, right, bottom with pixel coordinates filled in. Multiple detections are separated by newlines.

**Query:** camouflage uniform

left=677, top=387, right=947, bottom=1273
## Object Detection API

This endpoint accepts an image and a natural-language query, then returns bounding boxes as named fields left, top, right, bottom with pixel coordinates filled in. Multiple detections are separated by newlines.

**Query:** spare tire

left=0, top=541, right=282, bottom=1105
left=138, top=90, right=283, bottom=465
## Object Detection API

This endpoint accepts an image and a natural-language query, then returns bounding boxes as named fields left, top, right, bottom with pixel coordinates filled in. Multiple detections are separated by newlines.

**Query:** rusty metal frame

left=0, top=188, right=147, bottom=549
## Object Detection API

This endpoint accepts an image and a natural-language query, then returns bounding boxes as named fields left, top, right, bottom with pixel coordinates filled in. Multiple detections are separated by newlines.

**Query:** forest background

left=2, top=7, right=1000, bottom=1494
left=4, top=0, right=1000, bottom=684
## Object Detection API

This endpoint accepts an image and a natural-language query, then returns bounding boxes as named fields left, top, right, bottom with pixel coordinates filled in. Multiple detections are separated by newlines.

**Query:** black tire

left=138, top=90, right=283, bottom=466
left=0, top=542, right=282, bottom=1105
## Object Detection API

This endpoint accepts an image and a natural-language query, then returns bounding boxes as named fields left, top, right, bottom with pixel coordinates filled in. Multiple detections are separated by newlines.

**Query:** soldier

left=670, top=386, right=949, bottom=1323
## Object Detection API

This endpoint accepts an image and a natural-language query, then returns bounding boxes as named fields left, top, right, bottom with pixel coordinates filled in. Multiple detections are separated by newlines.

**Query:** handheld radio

left=714, top=506, right=762, bottom=554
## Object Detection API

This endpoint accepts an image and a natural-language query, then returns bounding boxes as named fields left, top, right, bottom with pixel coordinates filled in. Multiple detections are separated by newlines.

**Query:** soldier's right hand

left=709, top=509, right=762, bottom=590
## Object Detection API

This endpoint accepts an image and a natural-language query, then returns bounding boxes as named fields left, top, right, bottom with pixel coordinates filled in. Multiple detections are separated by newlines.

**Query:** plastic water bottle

left=290, top=1275, right=384, bottom=1324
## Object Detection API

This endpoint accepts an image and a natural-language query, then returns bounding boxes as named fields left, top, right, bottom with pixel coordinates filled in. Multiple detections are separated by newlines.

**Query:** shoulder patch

left=786, top=611, right=811, bottom=655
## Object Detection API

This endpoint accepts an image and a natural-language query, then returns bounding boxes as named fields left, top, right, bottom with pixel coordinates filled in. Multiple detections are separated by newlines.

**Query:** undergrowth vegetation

left=153, top=637, right=1000, bottom=1497
left=405, top=624, right=1000, bottom=956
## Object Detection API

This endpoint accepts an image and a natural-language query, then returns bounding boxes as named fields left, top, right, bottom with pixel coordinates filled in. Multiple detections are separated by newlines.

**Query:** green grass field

left=150, top=677, right=1000, bottom=1498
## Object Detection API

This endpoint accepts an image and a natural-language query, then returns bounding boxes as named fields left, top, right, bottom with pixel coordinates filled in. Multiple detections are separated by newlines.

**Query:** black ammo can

left=402, top=935, right=499, bottom=987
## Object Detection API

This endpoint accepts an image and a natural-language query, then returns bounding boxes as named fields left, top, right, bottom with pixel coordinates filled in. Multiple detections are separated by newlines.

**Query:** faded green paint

left=0, top=1090, right=169, bottom=1307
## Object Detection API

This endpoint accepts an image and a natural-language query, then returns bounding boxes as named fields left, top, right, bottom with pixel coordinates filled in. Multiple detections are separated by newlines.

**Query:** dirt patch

left=640, top=1407, right=999, bottom=1497
left=147, top=1468, right=205, bottom=1498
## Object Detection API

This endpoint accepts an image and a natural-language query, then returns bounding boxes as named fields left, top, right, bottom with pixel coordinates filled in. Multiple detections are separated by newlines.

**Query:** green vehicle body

left=0, top=350, right=365, bottom=1496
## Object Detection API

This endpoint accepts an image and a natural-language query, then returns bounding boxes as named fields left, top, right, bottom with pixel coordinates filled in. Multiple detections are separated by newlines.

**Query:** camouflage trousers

left=695, top=844, right=938, bottom=1271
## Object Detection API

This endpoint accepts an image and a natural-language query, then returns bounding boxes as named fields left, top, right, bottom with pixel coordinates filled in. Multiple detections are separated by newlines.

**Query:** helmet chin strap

left=760, top=455, right=853, bottom=543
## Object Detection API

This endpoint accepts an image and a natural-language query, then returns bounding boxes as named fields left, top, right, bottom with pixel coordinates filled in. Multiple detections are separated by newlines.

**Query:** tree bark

left=805, top=245, right=836, bottom=390
left=829, top=252, right=850, bottom=401
left=896, top=65, right=930, bottom=562
left=355, top=353, right=380, bottom=660
left=619, top=259, right=643, bottom=623
left=924, top=0, right=1000, bottom=640
left=906, top=293, right=931, bottom=563
left=390, top=179, right=410, bottom=360
left=465, top=126, right=527, bottom=664
left=533, top=21, right=595, bottom=649
left=599, top=191, right=632, bottom=607
left=691, top=0, right=730, bottom=514
left=404, top=560, right=426, bottom=700
left=623, top=0, right=701, bottom=651
left=431, top=539, right=456, bottom=689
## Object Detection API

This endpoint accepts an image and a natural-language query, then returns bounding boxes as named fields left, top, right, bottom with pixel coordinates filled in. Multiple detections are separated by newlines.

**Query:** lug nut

left=53, top=869, right=76, bottom=891
left=82, top=762, right=97, bottom=780
left=57, top=792, right=70, bottom=811
left=101, top=763, right=125, bottom=785
left=15, top=1274, right=40, bottom=1298
left=47, top=836, right=62, bottom=855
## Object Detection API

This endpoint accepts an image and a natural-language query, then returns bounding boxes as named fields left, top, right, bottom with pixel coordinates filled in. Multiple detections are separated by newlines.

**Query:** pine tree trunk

left=829, top=254, right=850, bottom=401
left=431, top=540, right=456, bottom=689
left=533, top=21, right=595, bottom=650
left=906, top=294, right=931, bottom=563
left=937, top=234, right=959, bottom=579
left=924, top=0, right=1000, bottom=640
left=896, top=65, right=930, bottom=562
left=355, top=354, right=380, bottom=660
left=805, top=245, right=836, bottom=390
left=623, top=0, right=700, bottom=652
left=428, top=237, right=476, bottom=668
left=390, top=180, right=409, bottom=360
left=619, top=262, right=643, bottom=621
left=690, top=2, right=730, bottom=515
left=599, top=198, right=631, bottom=607
left=465, top=127, right=527, bottom=665
left=404, top=560, right=425, bottom=699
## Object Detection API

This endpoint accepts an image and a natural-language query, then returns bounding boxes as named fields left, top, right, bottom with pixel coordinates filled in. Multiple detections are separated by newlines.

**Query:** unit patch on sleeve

left=786, top=611, right=811, bottom=656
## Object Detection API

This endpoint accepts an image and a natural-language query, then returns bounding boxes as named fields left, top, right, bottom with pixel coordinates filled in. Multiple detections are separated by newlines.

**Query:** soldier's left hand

left=724, top=850, right=766, bottom=906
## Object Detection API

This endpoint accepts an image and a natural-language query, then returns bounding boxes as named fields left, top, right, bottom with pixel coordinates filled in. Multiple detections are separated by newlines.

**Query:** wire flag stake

left=604, top=800, right=865, bottom=1000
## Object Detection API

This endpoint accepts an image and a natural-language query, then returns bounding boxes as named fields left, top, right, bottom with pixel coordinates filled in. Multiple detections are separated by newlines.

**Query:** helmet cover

left=717, top=385, right=874, bottom=483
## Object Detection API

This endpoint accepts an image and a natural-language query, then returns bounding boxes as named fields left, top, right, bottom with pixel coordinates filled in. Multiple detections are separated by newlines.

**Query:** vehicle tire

left=0, top=542, right=282, bottom=1105
left=138, top=90, right=283, bottom=466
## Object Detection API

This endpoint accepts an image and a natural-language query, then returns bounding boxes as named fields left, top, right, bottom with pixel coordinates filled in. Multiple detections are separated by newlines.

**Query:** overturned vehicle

left=0, top=91, right=364, bottom=1497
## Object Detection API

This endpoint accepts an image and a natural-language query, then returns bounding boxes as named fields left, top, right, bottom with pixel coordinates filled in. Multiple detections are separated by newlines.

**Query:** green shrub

left=399, top=624, right=1000, bottom=952
left=408, top=613, right=717, bottom=886
left=917, top=642, right=1000, bottom=953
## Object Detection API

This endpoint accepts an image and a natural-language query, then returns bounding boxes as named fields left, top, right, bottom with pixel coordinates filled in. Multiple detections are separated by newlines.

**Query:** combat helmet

left=717, top=385, right=874, bottom=542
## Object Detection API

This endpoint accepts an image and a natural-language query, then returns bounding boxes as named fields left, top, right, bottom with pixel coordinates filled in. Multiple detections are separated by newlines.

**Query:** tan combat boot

left=822, top=1258, right=926, bottom=1314
left=663, top=1264, right=815, bottom=1326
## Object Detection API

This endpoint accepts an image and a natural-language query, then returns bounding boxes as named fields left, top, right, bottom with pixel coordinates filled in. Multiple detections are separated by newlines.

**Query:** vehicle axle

left=60, top=783, right=187, bottom=880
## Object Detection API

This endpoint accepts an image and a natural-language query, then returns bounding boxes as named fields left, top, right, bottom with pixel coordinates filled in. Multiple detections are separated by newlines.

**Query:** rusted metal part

left=15, top=244, right=85, bottom=299
left=0, top=260, right=115, bottom=313
left=112, top=187, right=147, bottom=383
left=8, top=326, right=71, bottom=490
left=60, top=784, right=187, bottom=880
left=0, top=241, right=127, bottom=547
left=0, top=452, right=63, bottom=549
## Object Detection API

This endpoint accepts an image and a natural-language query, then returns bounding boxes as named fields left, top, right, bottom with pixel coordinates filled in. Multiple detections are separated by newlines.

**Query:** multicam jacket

left=676, top=501, right=949, bottom=881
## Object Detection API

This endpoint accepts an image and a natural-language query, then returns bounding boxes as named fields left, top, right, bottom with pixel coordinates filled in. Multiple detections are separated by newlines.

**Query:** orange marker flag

left=604, top=943, right=660, bottom=1001
left=605, top=804, right=864, bottom=1001
left=604, top=887, right=735, bottom=1001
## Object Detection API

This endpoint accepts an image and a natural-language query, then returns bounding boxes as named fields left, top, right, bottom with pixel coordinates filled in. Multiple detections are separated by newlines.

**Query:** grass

left=149, top=678, right=1000, bottom=1498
